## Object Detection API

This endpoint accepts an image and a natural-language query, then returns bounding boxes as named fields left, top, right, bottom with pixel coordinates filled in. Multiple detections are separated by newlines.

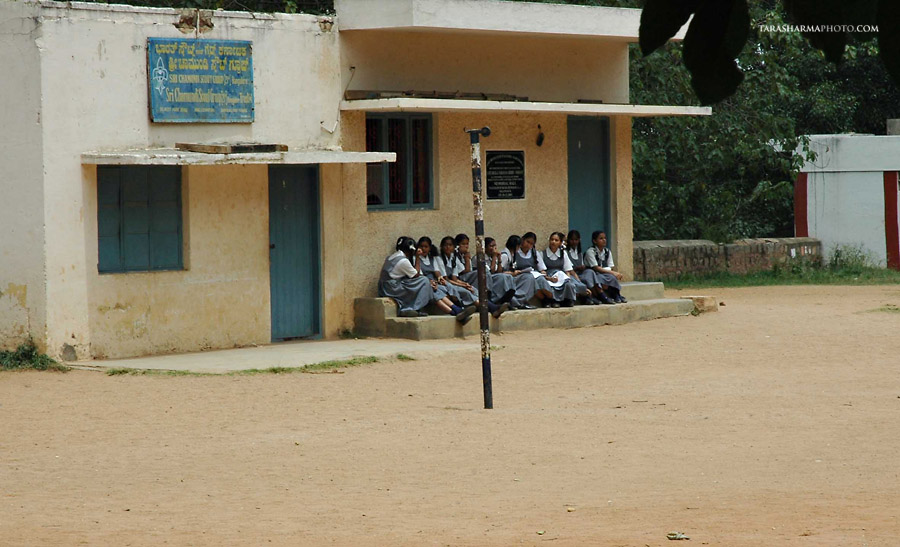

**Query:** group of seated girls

left=378, top=230, right=626, bottom=323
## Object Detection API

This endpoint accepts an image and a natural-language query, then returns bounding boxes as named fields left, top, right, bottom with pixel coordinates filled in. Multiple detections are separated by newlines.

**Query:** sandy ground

left=2, top=285, right=900, bottom=546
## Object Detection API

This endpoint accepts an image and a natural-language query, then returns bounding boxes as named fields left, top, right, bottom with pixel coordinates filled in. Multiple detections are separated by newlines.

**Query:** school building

left=0, top=0, right=709, bottom=360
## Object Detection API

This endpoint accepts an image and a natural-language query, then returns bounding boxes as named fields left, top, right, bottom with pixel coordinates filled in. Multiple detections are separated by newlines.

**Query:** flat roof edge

left=341, top=98, right=711, bottom=117
left=82, top=149, right=396, bottom=165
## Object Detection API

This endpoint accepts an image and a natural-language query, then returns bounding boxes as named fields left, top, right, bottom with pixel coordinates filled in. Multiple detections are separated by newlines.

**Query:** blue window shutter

left=97, top=166, right=122, bottom=272
left=122, top=167, right=150, bottom=271
left=97, top=165, right=182, bottom=273
left=149, top=166, right=182, bottom=269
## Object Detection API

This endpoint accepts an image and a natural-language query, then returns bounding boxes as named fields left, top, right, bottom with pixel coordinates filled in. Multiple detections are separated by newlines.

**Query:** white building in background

left=795, top=134, right=900, bottom=269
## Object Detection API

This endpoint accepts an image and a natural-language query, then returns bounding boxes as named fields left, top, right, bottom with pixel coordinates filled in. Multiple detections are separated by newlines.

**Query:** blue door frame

left=567, top=116, right=611, bottom=245
left=268, top=165, right=321, bottom=340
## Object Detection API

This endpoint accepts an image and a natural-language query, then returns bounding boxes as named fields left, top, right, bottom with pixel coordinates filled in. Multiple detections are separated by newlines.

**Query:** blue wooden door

left=269, top=165, right=320, bottom=340
left=567, top=116, right=611, bottom=243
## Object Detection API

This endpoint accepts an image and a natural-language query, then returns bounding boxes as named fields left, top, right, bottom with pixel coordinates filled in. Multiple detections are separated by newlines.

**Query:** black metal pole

left=466, top=126, right=492, bottom=409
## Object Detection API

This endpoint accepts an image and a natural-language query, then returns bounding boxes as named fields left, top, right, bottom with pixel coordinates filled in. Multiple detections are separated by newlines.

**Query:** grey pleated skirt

left=378, top=276, right=434, bottom=313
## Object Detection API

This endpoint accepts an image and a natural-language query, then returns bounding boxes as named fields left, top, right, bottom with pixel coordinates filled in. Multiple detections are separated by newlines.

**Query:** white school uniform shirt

left=584, top=246, right=615, bottom=269
left=500, top=248, right=514, bottom=271
left=387, top=250, right=418, bottom=280
left=543, top=247, right=574, bottom=271
left=420, top=254, right=447, bottom=277
left=515, top=248, right=547, bottom=271
left=440, top=254, right=463, bottom=277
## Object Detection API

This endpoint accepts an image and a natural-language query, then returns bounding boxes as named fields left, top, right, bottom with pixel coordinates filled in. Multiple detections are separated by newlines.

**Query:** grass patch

left=0, top=341, right=69, bottom=372
left=104, top=355, right=382, bottom=376
left=665, top=246, right=900, bottom=289
left=864, top=304, right=900, bottom=314
left=105, top=368, right=207, bottom=376
left=296, top=355, right=379, bottom=373
left=395, top=353, right=415, bottom=361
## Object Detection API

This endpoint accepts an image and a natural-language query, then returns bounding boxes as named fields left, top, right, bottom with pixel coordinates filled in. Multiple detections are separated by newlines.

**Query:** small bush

left=827, top=245, right=877, bottom=273
left=0, top=340, right=69, bottom=372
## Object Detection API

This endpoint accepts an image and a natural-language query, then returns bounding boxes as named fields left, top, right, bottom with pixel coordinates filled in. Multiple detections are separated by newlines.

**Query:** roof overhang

left=335, top=0, right=687, bottom=42
left=82, top=148, right=396, bottom=166
left=341, top=98, right=711, bottom=117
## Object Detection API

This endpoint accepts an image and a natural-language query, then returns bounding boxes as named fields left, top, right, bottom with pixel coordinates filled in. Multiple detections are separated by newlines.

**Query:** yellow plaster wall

left=86, top=165, right=271, bottom=359
left=611, top=116, right=634, bottom=279
left=338, top=110, right=584, bottom=328
left=341, top=31, right=630, bottom=104
left=320, top=163, right=347, bottom=337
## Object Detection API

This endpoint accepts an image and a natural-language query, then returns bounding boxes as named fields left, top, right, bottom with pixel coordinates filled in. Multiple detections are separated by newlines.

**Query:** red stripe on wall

left=884, top=171, right=900, bottom=271
left=794, top=172, right=809, bottom=238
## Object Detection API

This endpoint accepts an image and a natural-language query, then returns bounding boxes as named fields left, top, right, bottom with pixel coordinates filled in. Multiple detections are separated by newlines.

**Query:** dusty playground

left=2, top=285, right=899, bottom=546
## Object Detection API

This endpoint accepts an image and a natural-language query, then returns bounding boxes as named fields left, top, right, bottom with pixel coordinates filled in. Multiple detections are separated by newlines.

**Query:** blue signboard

left=147, top=38, right=254, bottom=123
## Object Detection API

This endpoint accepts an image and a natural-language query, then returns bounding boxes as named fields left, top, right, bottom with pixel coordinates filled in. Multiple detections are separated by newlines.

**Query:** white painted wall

left=0, top=1, right=48, bottom=350
left=799, top=135, right=900, bottom=266
left=806, top=171, right=888, bottom=265
left=803, top=134, right=900, bottom=173
left=6, top=1, right=345, bottom=358
left=336, top=0, right=646, bottom=41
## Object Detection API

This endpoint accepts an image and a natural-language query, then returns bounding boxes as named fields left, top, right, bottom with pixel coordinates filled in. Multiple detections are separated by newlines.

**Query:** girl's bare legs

left=435, top=298, right=455, bottom=314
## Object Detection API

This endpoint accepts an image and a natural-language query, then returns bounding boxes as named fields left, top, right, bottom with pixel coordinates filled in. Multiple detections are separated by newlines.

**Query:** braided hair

left=395, top=236, right=416, bottom=258
left=439, top=235, right=457, bottom=273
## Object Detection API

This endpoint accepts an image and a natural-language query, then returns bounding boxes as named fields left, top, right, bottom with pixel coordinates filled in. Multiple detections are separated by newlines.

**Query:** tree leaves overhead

left=782, top=0, right=847, bottom=62
left=877, top=0, right=900, bottom=86
left=682, top=0, right=750, bottom=104
left=639, top=0, right=751, bottom=104
left=639, top=0, right=699, bottom=56
left=639, top=0, right=899, bottom=104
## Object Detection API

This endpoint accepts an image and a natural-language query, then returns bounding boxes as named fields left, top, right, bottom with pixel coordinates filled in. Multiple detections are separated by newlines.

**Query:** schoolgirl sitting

left=499, top=234, right=537, bottom=310
left=514, top=232, right=555, bottom=307
left=583, top=230, right=627, bottom=304
left=565, top=230, right=603, bottom=305
left=455, top=233, right=515, bottom=313
left=438, top=235, right=507, bottom=320
left=538, top=232, right=581, bottom=307
left=415, top=236, right=476, bottom=321
left=378, top=236, right=436, bottom=317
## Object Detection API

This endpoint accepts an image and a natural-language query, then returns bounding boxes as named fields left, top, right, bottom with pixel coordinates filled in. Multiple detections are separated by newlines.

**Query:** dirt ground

left=2, top=285, right=900, bottom=546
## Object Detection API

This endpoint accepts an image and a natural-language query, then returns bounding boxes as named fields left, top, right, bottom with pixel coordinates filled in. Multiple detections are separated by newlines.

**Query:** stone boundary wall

left=632, top=238, right=822, bottom=281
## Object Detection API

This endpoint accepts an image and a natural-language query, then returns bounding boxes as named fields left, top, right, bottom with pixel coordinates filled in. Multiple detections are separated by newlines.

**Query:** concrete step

left=383, top=298, right=694, bottom=341
left=620, top=281, right=665, bottom=301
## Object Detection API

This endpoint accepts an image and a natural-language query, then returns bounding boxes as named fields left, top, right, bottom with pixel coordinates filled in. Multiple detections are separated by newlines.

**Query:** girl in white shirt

left=583, top=230, right=626, bottom=304
left=499, top=235, right=537, bottom=310
left=538, top=231, right=581, bottom=307
left=377, top=236, right=436, bottom=317
left=515, top=232, right=555, bottom=306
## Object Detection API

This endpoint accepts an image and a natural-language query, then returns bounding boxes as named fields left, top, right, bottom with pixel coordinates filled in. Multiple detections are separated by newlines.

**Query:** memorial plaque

left=486, top=151, right=525, bottom=200
left=148, top=38, right=254, bottom=123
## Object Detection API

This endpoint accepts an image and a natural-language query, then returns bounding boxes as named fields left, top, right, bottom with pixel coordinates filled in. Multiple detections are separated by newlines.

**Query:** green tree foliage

left=516, top=0, right=900, bottom=240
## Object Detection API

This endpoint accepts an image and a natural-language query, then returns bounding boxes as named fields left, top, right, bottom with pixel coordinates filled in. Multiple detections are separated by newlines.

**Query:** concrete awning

left=335, top=0, right=688, bottom=42
left=81, top=148, right=395, bottom=166
left=341, top=98, right=711, bottom=118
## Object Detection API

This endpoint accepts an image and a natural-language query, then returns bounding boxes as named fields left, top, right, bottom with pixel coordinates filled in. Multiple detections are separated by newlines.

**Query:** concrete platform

left=355, top=281, right=694, bottom=341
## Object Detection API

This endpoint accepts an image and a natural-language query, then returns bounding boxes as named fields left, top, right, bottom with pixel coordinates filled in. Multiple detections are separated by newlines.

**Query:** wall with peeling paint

left=2, top=2, right=342, bottom=359
left=0, top=1, right=48, bottom=351
left=334, top=110, right=632, bottom=327
left=85, top=165, right=270, bottom=359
